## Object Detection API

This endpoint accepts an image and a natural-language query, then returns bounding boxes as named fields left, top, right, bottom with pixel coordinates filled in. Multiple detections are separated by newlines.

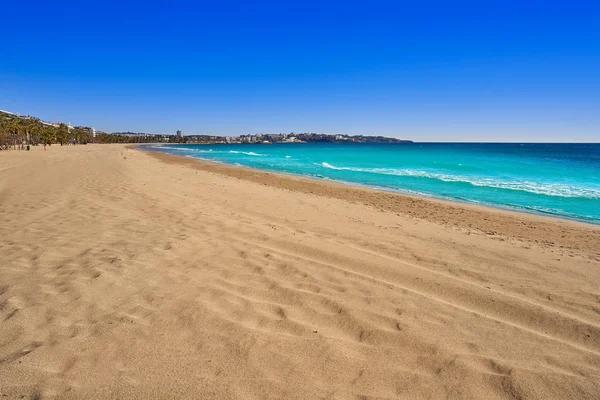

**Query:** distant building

left=75, top=126, right=97, bottom=138
left=40, top=121, right=60, bottom=128
left=176, top=130, right=184, bottom=138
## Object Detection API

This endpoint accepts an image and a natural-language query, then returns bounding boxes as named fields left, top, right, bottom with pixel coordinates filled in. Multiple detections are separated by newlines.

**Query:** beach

left=147, top=142, right=600, bottom=225
left=1, top=144, right=600, bottom=399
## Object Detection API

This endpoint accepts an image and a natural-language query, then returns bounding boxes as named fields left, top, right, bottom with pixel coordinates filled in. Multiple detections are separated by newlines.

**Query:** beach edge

left=136, top=145, right=600, bottom=257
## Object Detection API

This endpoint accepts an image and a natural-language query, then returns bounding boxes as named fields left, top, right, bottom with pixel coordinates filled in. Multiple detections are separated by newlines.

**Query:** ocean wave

left=318, top=162, right=600, bottom=199
left=162, top=146, right=210, bottom=152
left=229, top=150, right=265, bottom=156
left=156, top=147, right=265, bottom=157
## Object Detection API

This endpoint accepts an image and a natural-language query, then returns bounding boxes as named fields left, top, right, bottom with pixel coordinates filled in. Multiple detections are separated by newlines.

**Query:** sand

left=1, top=144, right=599, bottom=399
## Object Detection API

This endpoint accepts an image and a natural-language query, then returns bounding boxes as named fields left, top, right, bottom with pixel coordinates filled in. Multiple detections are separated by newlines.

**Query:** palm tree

left=16, top=119, right=30, bottom=149
left=41, top=125, right=57, bottom=145
left=0, top=117, right=10, bottom=150
left=26, top=117, right=41, bottom=144
left=6, top=118, right=20, bottom=149
left=56, top=123, right=68, bottom=145
left=72, top=127, right=86, bottom=144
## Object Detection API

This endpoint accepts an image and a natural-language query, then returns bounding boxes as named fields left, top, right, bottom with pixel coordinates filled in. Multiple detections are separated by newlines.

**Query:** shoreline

left=140, top=144, right=600, bottom=226
left=139, top=146, right=600, bottom=257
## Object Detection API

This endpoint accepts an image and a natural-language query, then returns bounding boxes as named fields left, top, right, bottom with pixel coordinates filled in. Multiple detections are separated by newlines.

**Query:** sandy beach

left=1, top=144, right=600, bottom=399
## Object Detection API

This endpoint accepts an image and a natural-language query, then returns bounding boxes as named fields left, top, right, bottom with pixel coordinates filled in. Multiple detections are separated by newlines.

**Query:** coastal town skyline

left=1, top=107, right=413, bottom=146
left=3, top=106, right=599, bottom=143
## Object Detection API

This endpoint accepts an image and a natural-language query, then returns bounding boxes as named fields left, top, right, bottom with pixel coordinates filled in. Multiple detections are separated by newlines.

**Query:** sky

left=1, top=1, right=599, bottom=141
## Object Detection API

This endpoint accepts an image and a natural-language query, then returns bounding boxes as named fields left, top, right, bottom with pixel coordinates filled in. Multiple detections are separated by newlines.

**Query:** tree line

left=0, top=114, right=187, bottom=149
left=0, top=114, right=94, bottom=150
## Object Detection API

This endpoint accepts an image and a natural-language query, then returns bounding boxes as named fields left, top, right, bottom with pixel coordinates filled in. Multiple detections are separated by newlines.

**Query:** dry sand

left=1, top=144, right=599, bottom=399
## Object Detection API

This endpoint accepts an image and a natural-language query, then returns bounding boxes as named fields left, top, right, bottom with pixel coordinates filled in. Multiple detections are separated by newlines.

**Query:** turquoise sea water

left=145, top=143, right=600, bottom=224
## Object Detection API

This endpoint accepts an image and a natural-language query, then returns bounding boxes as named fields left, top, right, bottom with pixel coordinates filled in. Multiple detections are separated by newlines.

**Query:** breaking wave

left=318, top=162, right=600, bottom=199
left=228, top=150, right=265, bottom=156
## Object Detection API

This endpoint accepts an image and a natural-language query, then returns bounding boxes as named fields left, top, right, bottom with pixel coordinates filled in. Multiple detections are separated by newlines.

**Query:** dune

left=1, top=144, right=599, bottom=399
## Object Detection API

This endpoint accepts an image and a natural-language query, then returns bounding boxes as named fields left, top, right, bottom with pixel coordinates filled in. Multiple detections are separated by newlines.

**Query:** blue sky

left=1, top=1, right=599, bottom=141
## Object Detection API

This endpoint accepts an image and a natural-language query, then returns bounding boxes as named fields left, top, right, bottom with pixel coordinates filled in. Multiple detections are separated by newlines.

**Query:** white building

left=40, top=121, right=61, bottom=128
left=176, top=130, right=184, bottom=138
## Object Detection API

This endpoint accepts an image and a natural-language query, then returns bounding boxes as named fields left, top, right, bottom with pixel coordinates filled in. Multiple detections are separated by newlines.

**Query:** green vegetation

left=0, top=112, right=94, bottom=150
left=0, top=110, right=175, bottom=148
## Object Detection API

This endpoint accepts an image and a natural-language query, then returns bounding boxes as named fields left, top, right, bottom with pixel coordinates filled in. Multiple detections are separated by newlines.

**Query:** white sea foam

left=166, top=147, right=195, bottom=151
left=318, top=162, right=600, bottom=199
left=161, top=146, right=211, bottom=153
left=229, top=150, right=265, bottom=156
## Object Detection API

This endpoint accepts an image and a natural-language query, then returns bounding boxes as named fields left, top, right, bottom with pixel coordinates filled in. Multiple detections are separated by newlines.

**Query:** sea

left=144, top=142, right=600, bottom=224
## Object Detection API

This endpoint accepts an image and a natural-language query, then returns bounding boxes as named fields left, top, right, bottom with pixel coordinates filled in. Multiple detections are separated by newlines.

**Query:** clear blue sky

left=1, top=1, right=599, bottom=141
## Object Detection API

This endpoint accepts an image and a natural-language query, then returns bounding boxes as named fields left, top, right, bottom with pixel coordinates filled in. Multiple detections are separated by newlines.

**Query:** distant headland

left=1, top=108, right=411, bottom=148
left=112, top=131, right=413, bottom=144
